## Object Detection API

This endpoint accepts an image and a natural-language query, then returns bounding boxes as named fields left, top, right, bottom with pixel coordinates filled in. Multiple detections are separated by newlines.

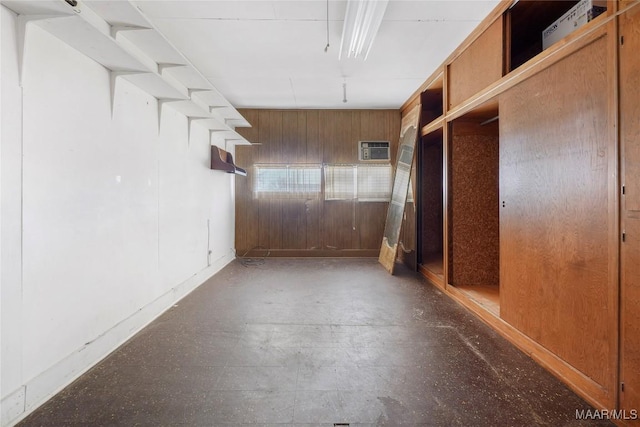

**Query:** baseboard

left=1, top=250, right=233, bottom=427
left=237, top=248, right=380, bottom=258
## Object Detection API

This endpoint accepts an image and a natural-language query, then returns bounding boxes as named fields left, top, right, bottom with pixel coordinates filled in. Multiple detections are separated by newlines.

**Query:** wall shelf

left=5, top=0, right=252, bottom=146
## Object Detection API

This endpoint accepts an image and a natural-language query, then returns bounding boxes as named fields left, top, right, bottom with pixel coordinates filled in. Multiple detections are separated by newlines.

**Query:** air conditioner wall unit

left=359, top=141, right=390, bottom=161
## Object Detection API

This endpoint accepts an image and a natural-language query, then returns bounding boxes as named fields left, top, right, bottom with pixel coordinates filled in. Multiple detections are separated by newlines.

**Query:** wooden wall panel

left=621, top=219, right=640, bottom=414
left=620, top=4, right=640, bottom=416
left=306, top=199, right=321, bottom=249
left=322, top=201, right=356, bottom=250
left=449, top=120, right=499, bottom=287
left=499, top=36, right=613, bottom=392
left=359, top=203, right=388, bottom=249
left=235, top=109, right=400, bottom=255
left=448, top=17, right=503, bottom=110
left=306, top=110, right=322, bottom=163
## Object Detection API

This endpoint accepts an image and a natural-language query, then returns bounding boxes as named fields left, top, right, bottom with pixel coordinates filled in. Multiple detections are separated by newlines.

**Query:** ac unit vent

left=359, top=141, right=390, bottom=161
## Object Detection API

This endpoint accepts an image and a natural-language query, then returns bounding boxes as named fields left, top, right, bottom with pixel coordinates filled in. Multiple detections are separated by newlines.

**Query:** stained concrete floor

left=18, top=258, right=612, bottom=426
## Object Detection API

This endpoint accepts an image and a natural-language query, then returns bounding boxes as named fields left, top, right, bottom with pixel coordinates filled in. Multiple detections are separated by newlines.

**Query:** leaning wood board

left=379, top=105, right=420, bottom=274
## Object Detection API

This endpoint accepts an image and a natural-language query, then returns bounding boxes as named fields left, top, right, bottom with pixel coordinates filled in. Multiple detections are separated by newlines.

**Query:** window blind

left=253, top=164, right=321, bottom=199
left=324, top=164, right=392, bottom=202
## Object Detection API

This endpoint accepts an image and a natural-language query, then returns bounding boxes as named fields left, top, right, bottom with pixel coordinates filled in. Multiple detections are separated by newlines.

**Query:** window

left=358, top=164, right=393, bottom=201
left=253, top=164, right=321, bottom=199
left=324, top=165, right=357, bottom=200
left=324, top=164, right=392, bottom=202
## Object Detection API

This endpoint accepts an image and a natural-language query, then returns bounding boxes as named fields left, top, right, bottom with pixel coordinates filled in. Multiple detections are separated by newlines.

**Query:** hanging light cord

left=324, top=0, right=330, bottom=52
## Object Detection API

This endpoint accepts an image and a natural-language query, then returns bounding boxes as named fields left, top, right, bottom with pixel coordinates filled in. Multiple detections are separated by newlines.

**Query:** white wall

left=1, top=6, right=237, bottom=426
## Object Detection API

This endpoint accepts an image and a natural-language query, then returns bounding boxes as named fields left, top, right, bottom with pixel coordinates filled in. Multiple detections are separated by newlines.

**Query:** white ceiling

left=128, top=0, right=501, bottom=109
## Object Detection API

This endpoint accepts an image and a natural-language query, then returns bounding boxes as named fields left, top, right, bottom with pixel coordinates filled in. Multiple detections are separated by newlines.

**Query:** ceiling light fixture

left=338, top=0, right=389, bottom=60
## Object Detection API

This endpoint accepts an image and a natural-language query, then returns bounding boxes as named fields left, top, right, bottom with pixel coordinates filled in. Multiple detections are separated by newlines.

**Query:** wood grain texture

left=499, top=36, right=613, bottom=395
left=448, top=17, right=503, bottom=110
left=360, top=202, right=389, bottom=250
left=235, top=109, right=400, bottom=255
left=449, top=119, right=499, bottom=287
left=620, top=4, right=640, bottom=417
left=621, top=5, right=640, bottom=213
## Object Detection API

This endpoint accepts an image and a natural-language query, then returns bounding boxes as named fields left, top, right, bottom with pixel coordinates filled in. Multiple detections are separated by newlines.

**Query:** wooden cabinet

left=619, top=4, right=640, bottom=417
left=447, top=18, right=503, bottom=110
left=403, top=0, right=632, bottom=414
left=499, top=34, right=615, bottom=405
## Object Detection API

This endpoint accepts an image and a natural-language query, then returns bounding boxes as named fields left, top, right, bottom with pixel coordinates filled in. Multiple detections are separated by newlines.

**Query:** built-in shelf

left=211, top=146, right=247, bottom=176
left=418, top=127, right=444, bottom=283
left=4, top=0, right=251, bottom=145
left=506, top=0, right=608, bottom=71
left=448, top=100, right=500, bottom=306
left=419, top=75, right=444, bottom=130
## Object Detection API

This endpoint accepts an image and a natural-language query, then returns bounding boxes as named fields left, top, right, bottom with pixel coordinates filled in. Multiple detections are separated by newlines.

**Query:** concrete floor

left=18, top=258, right=611, bottom=426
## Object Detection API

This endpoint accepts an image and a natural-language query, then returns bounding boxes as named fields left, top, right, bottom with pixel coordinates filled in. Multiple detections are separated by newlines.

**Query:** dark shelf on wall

left=211, top=146, right=247, bottom=176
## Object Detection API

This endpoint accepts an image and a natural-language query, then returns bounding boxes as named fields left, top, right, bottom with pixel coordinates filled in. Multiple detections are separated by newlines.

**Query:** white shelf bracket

left=157, top=99, right=183, bottom=134
left=16, top=14, right=69, bottom=86
left=110, top=25, right=157, bottom=73
left=187, top=116, right=210, bottom=145
left=110, top=70, right=149, bottom=117
left=209, top=129, right=226, bottom=147
left=109, top=25, right=152, bottom=38
left=158, top=63, right=187, bottom=73
left=188, top=89, right=211, bottom=102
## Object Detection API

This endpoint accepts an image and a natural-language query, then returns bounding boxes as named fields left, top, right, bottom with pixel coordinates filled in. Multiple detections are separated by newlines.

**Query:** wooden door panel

left=620, top=4, right=640, bottom=415
left=499, top=35, right=613, bottom=390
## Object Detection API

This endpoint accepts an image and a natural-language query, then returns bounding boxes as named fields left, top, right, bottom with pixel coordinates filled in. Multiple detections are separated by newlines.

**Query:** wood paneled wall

left=235, top=109, right=400, bottom=256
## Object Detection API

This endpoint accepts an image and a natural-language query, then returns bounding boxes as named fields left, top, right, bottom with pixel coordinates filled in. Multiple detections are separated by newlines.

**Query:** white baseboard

left=1, top=251, right=233, bottom=427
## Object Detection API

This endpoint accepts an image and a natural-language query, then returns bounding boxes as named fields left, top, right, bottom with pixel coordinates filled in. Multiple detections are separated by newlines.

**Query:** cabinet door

left=620, top=4, right=640, bottom=416
left=447, top=18, right=503, bottom=110
left=499, top=34, right=615, bottom=404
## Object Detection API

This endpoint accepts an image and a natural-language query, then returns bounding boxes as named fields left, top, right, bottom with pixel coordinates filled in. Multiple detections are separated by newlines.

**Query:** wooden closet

left=402, top=0, right=638, bottom=419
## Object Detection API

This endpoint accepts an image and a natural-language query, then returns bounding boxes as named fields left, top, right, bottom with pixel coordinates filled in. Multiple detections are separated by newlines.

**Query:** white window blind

left=324, top=164, right=392, bottom=202
left=358, top=164, right=393, bottom=202
left=324, top=165, right=357, bottom=200
left=253, top=164, right=321, bottom=199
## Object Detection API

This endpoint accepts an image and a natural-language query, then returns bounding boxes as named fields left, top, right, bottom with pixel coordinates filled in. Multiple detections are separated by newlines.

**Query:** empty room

left=1, top=0, right=638, bottom=425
